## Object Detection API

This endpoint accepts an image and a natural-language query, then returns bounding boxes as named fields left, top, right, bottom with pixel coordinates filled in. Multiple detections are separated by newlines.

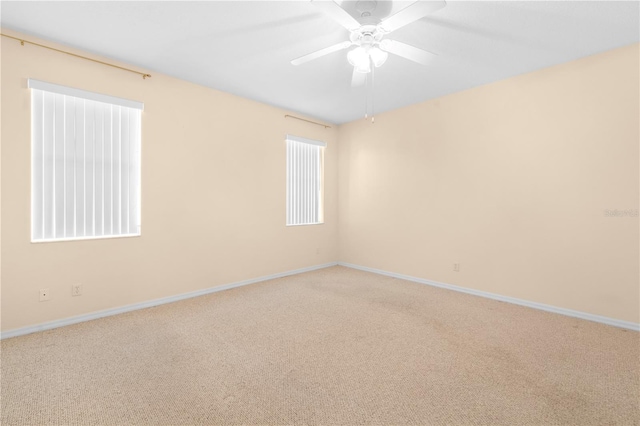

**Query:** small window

left=286, top=135, right=325, bottom=226
left=29, top=79, right=143, bottom=242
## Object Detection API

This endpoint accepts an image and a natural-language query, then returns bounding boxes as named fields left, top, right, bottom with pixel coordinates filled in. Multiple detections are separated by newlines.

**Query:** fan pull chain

left=364, top=72, right=369, bottom=120
left=363, top=60, right=376, bottom=123
left=371, top=61, right=375, bottom=124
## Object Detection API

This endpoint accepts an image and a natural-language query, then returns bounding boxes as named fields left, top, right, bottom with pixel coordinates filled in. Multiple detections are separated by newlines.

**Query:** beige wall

left=338, top=43, right=639, bottom=323
left=1, top=30, right=338, bottom=332
left=2, top=29, right=638, bottom=333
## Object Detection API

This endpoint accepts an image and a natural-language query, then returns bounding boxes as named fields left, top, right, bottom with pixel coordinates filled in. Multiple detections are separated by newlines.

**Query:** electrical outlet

left=39, top=288, right=51, bottom=302
left=453, top=263, right=460, bottom=272
left=72, top=284, right=82, bottom=297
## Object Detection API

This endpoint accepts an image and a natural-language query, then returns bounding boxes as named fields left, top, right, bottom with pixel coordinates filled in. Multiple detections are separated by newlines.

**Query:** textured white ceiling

left=1, top=1, right=638, bottom=124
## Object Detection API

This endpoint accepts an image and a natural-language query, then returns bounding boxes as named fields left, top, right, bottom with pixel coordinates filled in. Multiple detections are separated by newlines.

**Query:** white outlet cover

left=39, top=288, right=51, bottom=301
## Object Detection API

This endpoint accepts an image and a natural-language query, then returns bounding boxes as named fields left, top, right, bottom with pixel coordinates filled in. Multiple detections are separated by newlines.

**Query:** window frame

left=29, top=79, right=143, bottom=243
left=285, top=134, right=326, bottom=227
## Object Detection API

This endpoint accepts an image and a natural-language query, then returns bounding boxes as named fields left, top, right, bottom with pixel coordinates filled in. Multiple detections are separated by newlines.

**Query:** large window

left=286, top=135, right=325, bottom=226
left=29, top=79, right=143, bottom=242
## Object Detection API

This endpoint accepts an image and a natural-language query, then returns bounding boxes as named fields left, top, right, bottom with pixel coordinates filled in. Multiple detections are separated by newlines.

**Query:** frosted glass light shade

left=348, top=47, right=371, bottom=73
left=370, top=47, right=389, bottom=67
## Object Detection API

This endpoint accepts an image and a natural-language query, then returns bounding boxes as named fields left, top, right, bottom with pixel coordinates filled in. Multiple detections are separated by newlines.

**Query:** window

left=286, top=135, right=325, bottom=226
left=29, top=79, right=143, bottom=242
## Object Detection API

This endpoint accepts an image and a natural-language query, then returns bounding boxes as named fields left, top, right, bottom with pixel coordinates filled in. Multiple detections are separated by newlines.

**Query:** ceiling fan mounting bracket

left=355, top=1, right=378, bottom=18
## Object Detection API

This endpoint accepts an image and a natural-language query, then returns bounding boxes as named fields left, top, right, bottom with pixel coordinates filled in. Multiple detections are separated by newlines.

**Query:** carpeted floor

left=1, top=266, right=639, bottom=425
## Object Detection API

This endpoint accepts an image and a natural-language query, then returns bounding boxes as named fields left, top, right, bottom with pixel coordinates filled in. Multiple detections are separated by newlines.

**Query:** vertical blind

left=29, top=79, right=143, bottom=242
left=286, top=135, right=325, bottom=226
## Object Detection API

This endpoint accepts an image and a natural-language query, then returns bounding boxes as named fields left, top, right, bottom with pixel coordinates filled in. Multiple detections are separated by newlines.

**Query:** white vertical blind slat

left=309, top=144, right=312, bottom=223
left=43, top=92, right=55, bottom=239
left=51, top=93, right=57, bottom=238
left=300, top=143, right=303, bottom=223
left=301, top=144, right=305, bottom=224
left=54, top=94, right=65, bottom=238
left=136, top=111, right=142, bottom=232
left=94, top=103, right=104, bottom=237
left=304, top=144, right=308, bottom=224
left=101, top=107, right=106, bottom=235
left=293, top=142, right=298, bottom=224
left=73, top=98, right=79, bottom=237
left=304, top=146, right=313, bottom=223
left=57, top=96, right=65, bottom=239
left=82, top=99, right=87, bottom=236
left=314, top=146, right=317, bottom=223
left=310, top=145, right=314, bottom=223
left=108, top=105, right=114, bottom=235
left=128, top=110, right=137, bottom=234
left=294, top=141, right=299, bottom=225
left=122, top=110, right=130, bottom=234
left=318, top=151, right=322, bottom=222
left=74, top=99, right=84, bottom=237
left=92, top=103, right=97, bottom=236
left=312, top=148, right=317, bottom=223
left=32, top=90, right=43, bottom=240
left=128, top=110, right=132, bottom=233
left=115, top=106, right=121, bottom=235
left=85, top=101, right=95, bottom=237
left=286, top=141, right=290, bottom=225
left=304, top=145, right=307, bottom=222
left=292, top=141, right=294, bottom=224
left=41, top=93, right=45, bottom=238
left=64, top=96, right=74, bottom=237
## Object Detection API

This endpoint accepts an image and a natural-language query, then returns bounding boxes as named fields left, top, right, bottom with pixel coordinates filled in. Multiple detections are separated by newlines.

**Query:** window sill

left=31, top=233, right=141, bottom=244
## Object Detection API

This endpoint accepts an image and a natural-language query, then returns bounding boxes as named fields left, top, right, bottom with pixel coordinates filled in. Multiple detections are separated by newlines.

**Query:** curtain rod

left=285, top=114, right=331, bottom=129
left=1, top=33, right=151, bottom=80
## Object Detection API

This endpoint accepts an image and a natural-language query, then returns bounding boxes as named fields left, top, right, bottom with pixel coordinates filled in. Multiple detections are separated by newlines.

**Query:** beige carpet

left=1, top=266, right=639, bottom=425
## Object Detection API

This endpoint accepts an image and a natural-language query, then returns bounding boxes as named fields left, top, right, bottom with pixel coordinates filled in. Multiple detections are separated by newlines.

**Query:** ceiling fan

left=291, top=0, right=446, bottom=86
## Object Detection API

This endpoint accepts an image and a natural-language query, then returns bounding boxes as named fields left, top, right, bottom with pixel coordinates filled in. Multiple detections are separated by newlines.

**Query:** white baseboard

left=5, top=261, right=636, bottom=339
left=338, top=262, right=639, bottom=332
left=1, top=262, right=338, bottom=340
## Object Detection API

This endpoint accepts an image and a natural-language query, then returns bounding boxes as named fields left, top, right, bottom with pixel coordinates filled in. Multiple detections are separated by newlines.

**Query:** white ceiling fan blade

left=311, top=0, right=362, bottom=31
left=351, top=67, right=367, bottom=87
left=291, top=41, right=352, bottom=66
left=379, top=0, right=447, bottom=33
left=379, top=39, right=436, bottom=66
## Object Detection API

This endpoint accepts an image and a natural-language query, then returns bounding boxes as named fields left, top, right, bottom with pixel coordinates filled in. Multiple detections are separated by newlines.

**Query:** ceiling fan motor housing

left=350, top=25, right=384, bottom=47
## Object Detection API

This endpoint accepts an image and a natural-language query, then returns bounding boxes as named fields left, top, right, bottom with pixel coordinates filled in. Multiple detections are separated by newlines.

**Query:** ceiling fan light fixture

left=355, top=62, right=371, bottom=74
left=369, top=47, right=388, bottom=67
left=347, top=47, right=371, bottom=72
